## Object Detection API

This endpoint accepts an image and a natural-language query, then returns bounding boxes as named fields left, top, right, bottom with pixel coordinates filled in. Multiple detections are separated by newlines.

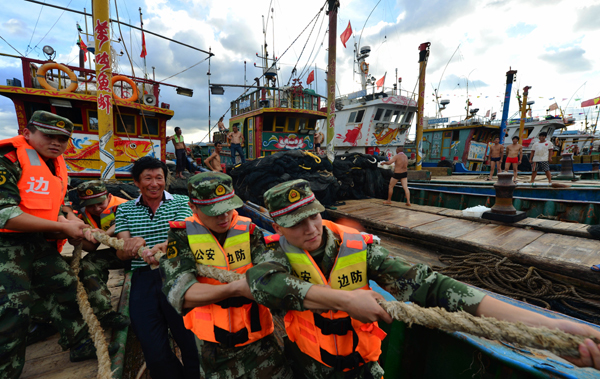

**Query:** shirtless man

left=485, top=137, right=504, bottom=181
left=227, top=125, right=245, bottom=164
left=204, top=142, right=223, bottom=172
left=504, top=136, right=523, bottom=183
left=217, top=117, right=226, bottom=133
left=381, top=146, right=410, bottom=206
left=314, top=130, right=324, bottom=155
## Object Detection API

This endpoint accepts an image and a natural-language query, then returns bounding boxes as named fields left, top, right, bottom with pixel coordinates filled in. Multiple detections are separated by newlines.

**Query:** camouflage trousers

left=0, top=233, right=88, bottom=379
left=30, top=248, right=126, bottom=323
left=198, top=334, right=293, bottom=379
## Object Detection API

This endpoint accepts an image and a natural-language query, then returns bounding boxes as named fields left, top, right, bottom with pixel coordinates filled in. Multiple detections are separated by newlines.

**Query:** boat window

left=141, top=117, right=159, bottom=136
left=116, top=114, right=136, bottom=134
left=275, top=116, right=286, bottom=132
left=355, top=110, right=365, bottom=123
left=308, top=119, right=317, bottom=130
left=88, top=111, right=98, bottom=131
left=298, top=118, right=307, bottom=131
left=27, top=102, right=52, bottom=121
left=374, top=108, right=384, bottom=121
left=383, top=109, right=393, bottom=122
left=391, top=110, right=401, bottom=123
left=287, top=118, right=297, bottom=132
left=55, top=107, right=83, bottom=131
left=452, top=130, right=460, bottom=141
left=263, top=115, right=274, bottom=131
left=404, top=112, right=414, bottom=124
left=348, top=111, right=357, bottom=123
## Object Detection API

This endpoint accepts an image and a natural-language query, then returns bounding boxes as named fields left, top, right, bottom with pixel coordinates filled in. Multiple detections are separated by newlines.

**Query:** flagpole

left=94, top=0, right=115, bottom=179
left=84, top=8, right=92, bottom=95
left=325, top=0, right=339, bottom=163
left=139, top=8, right=147, bottom=80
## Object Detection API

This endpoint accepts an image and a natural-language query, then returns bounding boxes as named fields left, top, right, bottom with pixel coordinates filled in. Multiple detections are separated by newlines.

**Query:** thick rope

left=90, top=231, right=597, bottom=358
left=71, top=244, right=114, bottom=379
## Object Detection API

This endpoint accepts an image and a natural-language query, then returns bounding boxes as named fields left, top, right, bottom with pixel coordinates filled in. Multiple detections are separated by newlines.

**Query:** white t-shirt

left=531, top=140, right=554, bottom=162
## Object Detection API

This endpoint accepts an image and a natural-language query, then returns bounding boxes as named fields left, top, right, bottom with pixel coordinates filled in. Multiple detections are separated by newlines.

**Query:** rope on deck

left=71, top=244, right=114, bottom=379
left=89, top=231, right=597, bottom=358
left=433, top=253, right=600, bottom=321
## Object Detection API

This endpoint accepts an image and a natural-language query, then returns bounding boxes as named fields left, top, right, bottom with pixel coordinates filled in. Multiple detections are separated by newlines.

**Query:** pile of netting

left=333, top=153, right=390, bottom=200
left=229, top=151, right=393, bottom=207
left=229, top=150, right=339, bottom=206
left=433, top=253, right=600, bottom=325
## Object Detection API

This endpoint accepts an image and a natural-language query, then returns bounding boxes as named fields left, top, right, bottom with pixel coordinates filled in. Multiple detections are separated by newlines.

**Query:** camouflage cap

left=188, top=172, right=243, bottom=216
left=29, top=110, right=74, bottom=137
left=264, top=179, right=325, bottom=228
left=77, top=180, right=108, bottom=207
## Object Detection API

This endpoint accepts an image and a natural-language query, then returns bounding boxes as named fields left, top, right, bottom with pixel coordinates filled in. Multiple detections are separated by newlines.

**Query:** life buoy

left=36, top=63, right=78, bottom=93
left=360, top=61, right=369, bottom=75
left=111, top=75, right=139, bottom=102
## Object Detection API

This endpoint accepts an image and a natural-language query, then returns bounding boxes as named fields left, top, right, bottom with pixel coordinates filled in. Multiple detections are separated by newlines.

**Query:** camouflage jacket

left=246, top=225, right=486, bottom=379
left=0, top=145, right=26, bottom=228
left=160, top=223, right=291, bottom=378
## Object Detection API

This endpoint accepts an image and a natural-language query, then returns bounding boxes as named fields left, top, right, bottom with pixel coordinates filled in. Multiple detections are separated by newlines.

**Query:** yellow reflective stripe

left=188, top=234, right=216, bottom=244
left=287, top=253, right=313, bottom=266
left=223, top=232, right=249, bottom=248
left=334, top=249, right=367, bottom=271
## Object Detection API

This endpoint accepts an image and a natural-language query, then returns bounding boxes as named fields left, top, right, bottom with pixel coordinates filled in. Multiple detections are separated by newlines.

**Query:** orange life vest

left=182, top=212, right=274, bottom=348
left=79, top=195, right=127, bottom=231
left=0, top=135, right=68, bottom=232
left=280, top=220, right=386, bottom=371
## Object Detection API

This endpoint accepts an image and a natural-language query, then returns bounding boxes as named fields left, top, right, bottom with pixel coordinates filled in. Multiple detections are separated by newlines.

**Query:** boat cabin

left=226, top=86, right=327, bottom=160
left=0, top=56, right=174, bottom=178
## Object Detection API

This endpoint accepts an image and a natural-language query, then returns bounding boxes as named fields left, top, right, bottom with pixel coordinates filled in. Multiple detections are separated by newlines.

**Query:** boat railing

left=230, top=87, right=326, bottom=117
left=335, top=88, right=418, bottom=107
left=1, top=54, right=172, bottom=107
left=425, top=114, right=568, bottom=129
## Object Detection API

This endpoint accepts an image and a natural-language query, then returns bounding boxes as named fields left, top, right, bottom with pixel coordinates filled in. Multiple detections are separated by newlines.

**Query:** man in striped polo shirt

left=114, top=157, right=199, bottom=379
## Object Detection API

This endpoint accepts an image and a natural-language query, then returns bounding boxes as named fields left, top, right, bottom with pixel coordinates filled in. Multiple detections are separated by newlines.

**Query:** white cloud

left=0, top=0, right=599, bottom=137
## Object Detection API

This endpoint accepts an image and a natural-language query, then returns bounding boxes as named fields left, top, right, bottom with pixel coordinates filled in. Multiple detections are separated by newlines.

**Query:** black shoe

left=70, top=338, right=120, bottom=362
left=26, top=323, right=57, bottom=346
left=99, top=312, right=130, bottom=330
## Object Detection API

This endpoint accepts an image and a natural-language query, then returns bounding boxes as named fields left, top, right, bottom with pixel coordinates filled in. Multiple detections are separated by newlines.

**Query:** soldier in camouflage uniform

left=247, top=179, right=600, bottom=378
left=0, top=111, right=115, bottom=378
left=75, top=181, right=130, bottom=329
left=160, top=172, right=293, bottom=379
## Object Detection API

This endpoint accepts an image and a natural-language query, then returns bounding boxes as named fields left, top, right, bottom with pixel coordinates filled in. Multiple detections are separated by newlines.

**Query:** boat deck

left=21, top=245, right=127, bottom=379
left=429, top=174, right=600, bottom=187
left=326, top=199, right=600, bottom=286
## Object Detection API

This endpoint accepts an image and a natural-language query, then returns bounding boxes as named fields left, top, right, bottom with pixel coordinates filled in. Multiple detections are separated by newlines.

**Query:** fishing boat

left=0, top=54, right=177, bottom=178
left=325, top=44, right=418, bottom=159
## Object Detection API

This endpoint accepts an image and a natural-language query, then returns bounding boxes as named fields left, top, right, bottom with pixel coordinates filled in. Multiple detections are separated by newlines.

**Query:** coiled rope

left=86, top=231, right=598, bottom=358
left=433, top=253, right=600, bottom=321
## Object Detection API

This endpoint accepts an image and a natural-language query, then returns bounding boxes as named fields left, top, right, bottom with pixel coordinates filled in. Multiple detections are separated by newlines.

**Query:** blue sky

left=1, top=0, right=600, bottom=141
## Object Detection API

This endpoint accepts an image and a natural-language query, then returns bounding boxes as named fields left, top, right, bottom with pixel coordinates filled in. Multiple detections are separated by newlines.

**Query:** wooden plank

left=438, top=209, right=464, bottom=218
left=385, top=210, right=445, bottom=229
left=520, top=234, right=599, bottom=266
left=413, top=218, right=487, bottom=239
left=459, top=224, right=544, bottom=252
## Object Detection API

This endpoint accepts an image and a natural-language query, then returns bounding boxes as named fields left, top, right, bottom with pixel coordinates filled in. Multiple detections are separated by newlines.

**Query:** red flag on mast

left=376, top=73, right=386, bottom=90
left=77, top=35, right=88, bottom=62
left=340, top=21, right=352, bottom=48
left=307, top=70, right=315, bottom=85
left=140, top=31, right=147, bottom=58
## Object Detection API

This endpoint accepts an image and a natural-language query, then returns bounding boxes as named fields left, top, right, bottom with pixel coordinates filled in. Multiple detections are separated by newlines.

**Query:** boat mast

left=326, top=0, right=339, bottom=162
left=518, top=86, right=531, bottom=144
left=93, top=0, right=115, bottom=179
left=499, top=69, right=517, bottom=145
left=415, top=42, right=430, bottom=171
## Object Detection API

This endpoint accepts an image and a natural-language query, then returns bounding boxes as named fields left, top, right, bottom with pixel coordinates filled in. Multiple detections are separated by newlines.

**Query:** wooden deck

left=21, top=245, right=126, bottom=379
left=327, top=199, right=600, bottom=286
